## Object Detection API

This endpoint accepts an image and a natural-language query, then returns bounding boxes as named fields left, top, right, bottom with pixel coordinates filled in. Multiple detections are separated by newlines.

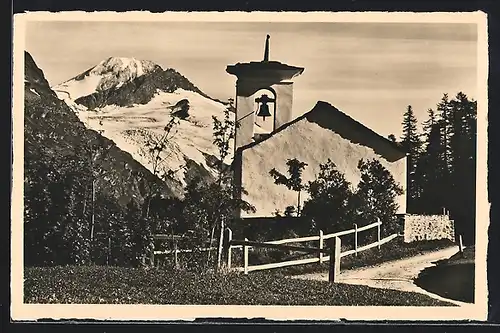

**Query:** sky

left=25, top=21, right=478, bottom=138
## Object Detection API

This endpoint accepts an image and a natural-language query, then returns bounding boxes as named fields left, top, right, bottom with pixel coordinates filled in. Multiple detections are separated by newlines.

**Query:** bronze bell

left=257, top=103, right=272, bottom=120
left=255, top=94, right=274, bottom=121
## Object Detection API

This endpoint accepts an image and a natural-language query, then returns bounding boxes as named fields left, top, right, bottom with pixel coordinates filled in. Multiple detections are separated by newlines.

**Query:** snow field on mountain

left=54, top=75, right=103, bottom=101
left=75, top=89, right=233, bottom=185
left=53, top=57, right=159, bottom=101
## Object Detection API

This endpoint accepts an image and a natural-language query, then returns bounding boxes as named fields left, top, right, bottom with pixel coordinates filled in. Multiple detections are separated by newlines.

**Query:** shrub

left=354, top=159, right=404, bottom=240
left=302, top=159, right=356, bottom=235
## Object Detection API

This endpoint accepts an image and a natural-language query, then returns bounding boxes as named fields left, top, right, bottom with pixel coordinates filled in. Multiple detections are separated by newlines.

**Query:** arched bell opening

left=253, top=87, right=277, bottom=138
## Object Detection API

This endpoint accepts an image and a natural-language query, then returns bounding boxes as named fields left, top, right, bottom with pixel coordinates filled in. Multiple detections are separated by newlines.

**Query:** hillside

left=24, top=51, right=176, bottom=208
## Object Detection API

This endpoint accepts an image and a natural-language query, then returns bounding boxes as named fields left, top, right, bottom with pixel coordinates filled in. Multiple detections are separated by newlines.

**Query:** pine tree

left=417, top=122, right=447, bottom=214
left=436, top=93, right=454, bottom=212
left=448, top=92, right=477, bottom=244
left=414, top=108, right=446, bottom=213
left=422, top=108, right=437, bottom=137
left=412, top=92, right=476, bottom=245
left=400, top=105, right=422, bottom=212
left=24, top=149, right=57, bottom=265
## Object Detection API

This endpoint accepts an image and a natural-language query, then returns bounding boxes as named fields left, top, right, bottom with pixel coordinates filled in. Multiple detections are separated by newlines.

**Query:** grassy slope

left=414, top=246, right=475, bottom=303
left=436, top=245, right=475, bottom=265
left=24, top=266, right=455, bottom=306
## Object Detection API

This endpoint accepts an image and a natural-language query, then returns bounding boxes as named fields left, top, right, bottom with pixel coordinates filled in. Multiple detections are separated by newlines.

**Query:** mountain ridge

left=24, top=51, right=179, bottom=208
left=53, top=56, right=227, bottom=110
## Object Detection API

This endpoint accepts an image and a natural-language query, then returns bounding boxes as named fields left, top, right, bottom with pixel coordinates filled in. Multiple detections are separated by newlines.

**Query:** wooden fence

left=151, top=219, right=399, bottom=282
left=228, top=219, right=399, bottom=282
left=151, top=234, right=216, bottom=267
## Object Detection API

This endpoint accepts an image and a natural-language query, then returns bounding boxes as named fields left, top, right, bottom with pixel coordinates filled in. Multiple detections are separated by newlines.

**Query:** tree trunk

left=145, top=195, right=151, bottom=218
left=215, top=170, right=225, bottom=269
left=82, top=184, right=88, bottom=216
left=89, top=179, right=96, bottom=263
left=297, top=190, right=301, bottom=216
left=207, top=223, right=216, bottom=266
left=107, top=237, right=111, bottom=266
left=90, top=180, right=96, bottom=239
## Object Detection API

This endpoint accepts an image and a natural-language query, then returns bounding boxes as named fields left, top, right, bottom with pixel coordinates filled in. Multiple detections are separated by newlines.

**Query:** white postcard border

left=11, top=10, right=490, bottom=322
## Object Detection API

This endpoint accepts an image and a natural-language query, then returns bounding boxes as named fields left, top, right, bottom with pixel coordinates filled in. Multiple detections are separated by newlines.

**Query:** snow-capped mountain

left=53, top=57, right=160, bottom=102
left=53, top=57, right=233, bottom=188
left=24, top=52, right=174, bottom=207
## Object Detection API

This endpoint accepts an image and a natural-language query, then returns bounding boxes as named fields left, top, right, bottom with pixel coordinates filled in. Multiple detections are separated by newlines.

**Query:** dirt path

left=292, top=246, right=472, bottom=307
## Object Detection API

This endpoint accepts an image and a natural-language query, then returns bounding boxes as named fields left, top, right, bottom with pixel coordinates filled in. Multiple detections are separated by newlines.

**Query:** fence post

left=243, top=237, right=249, bottom=275
left=150, top=250, right=155, bottom=267
left=319, top=230, right=324, bottom=264
left=174, top=241, right=179, bottom=268
left=377, top=218, right=381, bottom=250
left=328, top=236, right=341, bottom=283
left=458, top=234, right=464, bottom=254
left=226, top=228, right=233, bottom=269
left=354, top=223, right=358, bottom=257
left=107, top=237, right=111, bottom=266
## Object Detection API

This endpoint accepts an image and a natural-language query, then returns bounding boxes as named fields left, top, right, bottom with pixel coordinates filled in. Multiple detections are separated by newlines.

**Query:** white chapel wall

left=240, top=117, right=408, bottom=218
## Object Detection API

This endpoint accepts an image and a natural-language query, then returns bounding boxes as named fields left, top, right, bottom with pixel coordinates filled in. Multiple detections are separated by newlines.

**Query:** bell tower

left=226, top=35, right=305, bottom=152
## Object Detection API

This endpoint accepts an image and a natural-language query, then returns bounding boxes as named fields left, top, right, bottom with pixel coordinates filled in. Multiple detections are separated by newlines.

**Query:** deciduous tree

left=269, top=158, right=308, bottom=216
left=302, top=159, right=355, bottom=234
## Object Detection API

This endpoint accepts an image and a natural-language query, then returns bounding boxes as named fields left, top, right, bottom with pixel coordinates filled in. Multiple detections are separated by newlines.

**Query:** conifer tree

left=436, top=94, right=453, bottom=177
left=410, top=92, right=476, bottom=244
left=400, top=105, right=422, bottom=212
left=417, top=120, right=446, bottom=214
left=422, top=108, right=437, bottom=137
left=448, top=92, right=477, bottom=243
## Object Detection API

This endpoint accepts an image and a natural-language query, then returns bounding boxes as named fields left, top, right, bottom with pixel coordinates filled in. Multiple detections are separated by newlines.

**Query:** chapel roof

left=238, top=101, right=407, bottom=162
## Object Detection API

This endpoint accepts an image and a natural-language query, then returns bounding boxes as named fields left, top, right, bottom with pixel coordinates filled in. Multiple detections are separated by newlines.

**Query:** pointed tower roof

left=226, top=35, right=304, bottom=81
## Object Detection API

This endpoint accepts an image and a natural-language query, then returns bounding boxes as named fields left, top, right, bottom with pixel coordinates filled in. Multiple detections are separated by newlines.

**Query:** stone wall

left=403, top=214, right=455, bottom=243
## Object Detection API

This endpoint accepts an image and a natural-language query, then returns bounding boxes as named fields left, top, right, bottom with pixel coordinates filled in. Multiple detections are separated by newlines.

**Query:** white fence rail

left=153, top=247, right=217, bottom=255
left=151, top=218, right=399, bottom=283
left=229, top=219, right=399, bottom=282
left=151, top=234, right=217, bottom=267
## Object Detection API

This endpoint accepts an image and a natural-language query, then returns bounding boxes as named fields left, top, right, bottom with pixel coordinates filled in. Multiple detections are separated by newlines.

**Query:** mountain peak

left=90, top=57, right=160, bottom=78
left=53, top=56, right=163, bottom=102
left=54, top=56, right=221, bottom=110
